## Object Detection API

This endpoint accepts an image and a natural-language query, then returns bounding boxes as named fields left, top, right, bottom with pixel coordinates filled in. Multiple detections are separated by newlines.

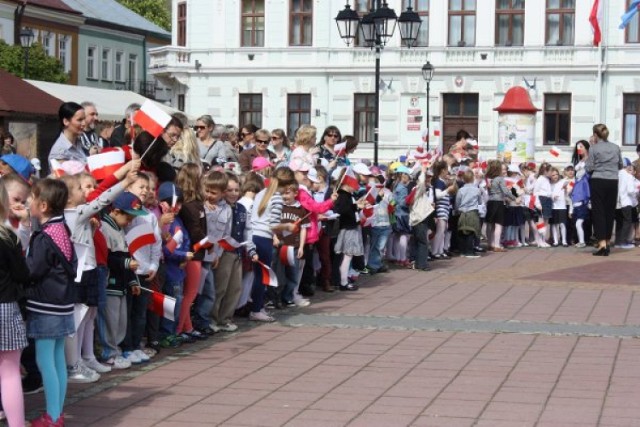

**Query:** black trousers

left=590, top=178, right=618, bottom=242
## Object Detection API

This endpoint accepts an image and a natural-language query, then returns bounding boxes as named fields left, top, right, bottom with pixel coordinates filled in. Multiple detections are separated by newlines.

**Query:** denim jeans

left=160, top=280, right=183, bottom=338
left=192, top=262, right=214, bottom=330
left=368, top=226, right=391, bottom=270
left=251, top=236, right=273, bottom=312
left=281, top=260, right=302, bottom=303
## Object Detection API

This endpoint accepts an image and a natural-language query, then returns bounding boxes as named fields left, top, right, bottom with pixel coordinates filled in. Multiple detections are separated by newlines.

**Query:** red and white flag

left=340, top=166, right=360, bottom=190
left=49, top=159, right=65, bottom=177
left=528, top=195, right=537, bottom=210
left=133, top=100, right=172, bottom=137
left=217, top=237, right=243, bottom=251
left=148, top=290, right=176, bottom=321
left=165, top=228, right=184, bottom=254
left=193, top=236, right=213, bottom=252
left=590, top=0, right=604, bottom=46
left=536, top=220, right=546, bottom=236
left=125, top=222, right=157, bottom=256
left=334, top=142, right=347, bottom=157
left=549, top=147, right=562, bottom=158
left=279, top=245, right=297, bottom=267
left=365, top=184, right=380, bottom=205
left=87, top=150, right=125, bottom=181
left=257, top=261, right=278, bottom=287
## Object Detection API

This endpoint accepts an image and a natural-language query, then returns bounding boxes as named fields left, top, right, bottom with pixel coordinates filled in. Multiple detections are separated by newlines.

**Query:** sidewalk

left=25, top=246, right=640, bottom=426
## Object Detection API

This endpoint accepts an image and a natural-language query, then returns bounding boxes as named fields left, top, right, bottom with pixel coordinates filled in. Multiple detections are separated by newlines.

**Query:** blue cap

left=112, top=192, right=147, bottom=217
left=1, top=154, right=34, bottom=182
left=395, top=165, right=412, bottom=175
left=157, top=182, right=181, bottom=203
left=624, top=157, right=632, bottom=167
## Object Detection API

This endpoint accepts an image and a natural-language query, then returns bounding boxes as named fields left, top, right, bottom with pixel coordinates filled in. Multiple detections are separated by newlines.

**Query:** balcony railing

left=125, top=80, right=157, bottom=99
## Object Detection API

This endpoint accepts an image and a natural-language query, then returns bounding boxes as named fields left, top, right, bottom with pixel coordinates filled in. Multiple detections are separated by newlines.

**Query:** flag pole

left=139, top=286, right=154, bottom=293
left=139, top=136, right=159, bottom=161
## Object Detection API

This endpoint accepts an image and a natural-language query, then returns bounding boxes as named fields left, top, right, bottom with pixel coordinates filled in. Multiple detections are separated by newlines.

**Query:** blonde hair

left=255, top=128, right=271, bottom=142
left=257, top=167, right=295, bottom=216
left=171, top=128, right=201, bottom=164
left=0, top=179, right=17, bottom=245
left=294, top=124, right=317, bottom=149
left=176, top=163, right=203, bottom=203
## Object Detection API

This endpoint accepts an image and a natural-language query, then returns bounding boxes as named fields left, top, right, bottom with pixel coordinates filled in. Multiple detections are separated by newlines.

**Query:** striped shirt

left=251, top=190, right=283, bottom=239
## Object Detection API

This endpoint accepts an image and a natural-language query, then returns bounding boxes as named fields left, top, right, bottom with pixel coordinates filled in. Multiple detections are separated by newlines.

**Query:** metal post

left=23, top=47, right=29, bottom=78
left=374, top=45, right=380, bottom=165
left=426, top=80, right=430, bottom=151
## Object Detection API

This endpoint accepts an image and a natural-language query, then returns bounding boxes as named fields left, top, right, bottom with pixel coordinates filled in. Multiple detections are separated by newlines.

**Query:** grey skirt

left=335, top=227, right=364, bottom=256
left=0, top=302, right=28, bottom=351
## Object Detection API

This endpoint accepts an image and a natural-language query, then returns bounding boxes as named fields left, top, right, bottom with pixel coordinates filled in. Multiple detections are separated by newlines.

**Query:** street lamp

left=335, top=1, right=421, bottom=165
left=421, top=61, right=434, bottom=151
left=19, top=28, right=35, bottom=78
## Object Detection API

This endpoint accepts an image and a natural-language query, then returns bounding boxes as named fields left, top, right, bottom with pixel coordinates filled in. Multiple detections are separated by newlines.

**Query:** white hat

left=331, top=166, right=345, bottom=181
left=507, top=164, right=521, bottom=174
left=353, top=162, right=372, bottom=176
left=307, top=167, right=321, bottom=183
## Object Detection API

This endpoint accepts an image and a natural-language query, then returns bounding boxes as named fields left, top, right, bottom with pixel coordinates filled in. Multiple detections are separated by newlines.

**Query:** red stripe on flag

left=218, top=238, right=241, bottom=251
left=129, top=233, right=157, bottom=255
left=90, top=164, right=123, bottom=182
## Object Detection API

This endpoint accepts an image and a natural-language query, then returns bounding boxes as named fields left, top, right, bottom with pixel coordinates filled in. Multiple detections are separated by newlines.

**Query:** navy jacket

left=0, top=229, right=29, bottom=303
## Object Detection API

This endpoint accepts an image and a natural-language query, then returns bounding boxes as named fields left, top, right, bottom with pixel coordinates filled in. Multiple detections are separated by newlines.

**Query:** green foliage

left=117, top=0, right=171, bottom=31
left=0, top=41, right=68, bottom=83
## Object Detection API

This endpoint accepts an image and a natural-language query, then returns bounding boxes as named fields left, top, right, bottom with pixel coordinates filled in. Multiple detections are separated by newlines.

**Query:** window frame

left=495, top=0, right=525, bottom=46
left=413, top=0, right=429, bottom=47
left=177, top=2, right=187, bottom=47
left=448, top=0, right=476, bottom=47
left=543, top=93, right=572, bottom=146
left=287, top=94, right=312, bottom=138
left=87, top=46, right=97, bottom=80
left=354, top=0, right=373, bottom=47
left=622, top=94, right=640, bottom=146
left=101, top=47, right=112, bottom=81
left=128, top=53, right=138, bottom=86
left=115, top=51, right=124, bottom=82
left=289, top=0, right=313, bottom=46
left=241, top=0, right=265, bottom=47
left=545, top=0, right=575, bottom=46
left=58, top=35, right=71, bottom=73
left=354, top=93, right=376, bottom=143
left=626, top=0, right=640, bottom=43
left=239, top=94, right=263, bottom=128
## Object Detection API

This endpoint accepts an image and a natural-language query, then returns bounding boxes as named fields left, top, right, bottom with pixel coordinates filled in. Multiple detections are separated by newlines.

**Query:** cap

left=252, top=156, right=273, bottom=172
left=112, top=192, right=147, bottom=217
left=507, top=164, right=521, bottom=174
left=289, top=158, right=311, bottom=172
left=352, top=162, right=372, bottom=176
left=624, top=157, right=632, bottom=167
left=30, top=158, right=41, bottom=171
left=307, top=168, right=321, bottom=183
left=395, top=165, right=411, bottom=175
left=157, top=182, right=181, bottom=203
left=1, top=154, right=34, bottom=182
left=389, top=161, right=402, bottom=172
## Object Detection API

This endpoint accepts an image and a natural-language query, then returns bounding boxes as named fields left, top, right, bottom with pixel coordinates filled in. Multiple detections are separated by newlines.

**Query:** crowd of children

left=0, top=102, right=636, bottom=426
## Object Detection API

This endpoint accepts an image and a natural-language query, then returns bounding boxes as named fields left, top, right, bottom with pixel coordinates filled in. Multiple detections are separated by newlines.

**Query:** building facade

left=151, top=0, right=640, bottom=162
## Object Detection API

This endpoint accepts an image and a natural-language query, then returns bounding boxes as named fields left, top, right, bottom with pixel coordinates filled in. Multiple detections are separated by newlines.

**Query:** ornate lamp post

left=335, top=1, right=421, bottom=165
left=421, top=61, right=434, bottom=151
left=20, top=28, right=35, bottom=78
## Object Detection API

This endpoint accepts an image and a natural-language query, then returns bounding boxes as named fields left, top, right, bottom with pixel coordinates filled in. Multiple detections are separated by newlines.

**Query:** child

left=100, top=192, right=146, bottom=369
left=456, top=170, right=483, bottom=258
left=212, top=173, right=255, bottom=331
left=615, top=160, right=637, bottom=249
left=533, top=162, right=553, bottom=248
left=3, top=173, right=31, bottom=249
left=366, top=172, right=393, bottom=274
left=25, top=179, right=77, bottom=427
left=249, top=167, right=296, bottom=321
left=549, top=167, right=569, bottom=247
left=431, top=161, right=456, bottom=257
left=312, top=166, right=337, bottom=292
left=0, top=180, right=29, bottom=427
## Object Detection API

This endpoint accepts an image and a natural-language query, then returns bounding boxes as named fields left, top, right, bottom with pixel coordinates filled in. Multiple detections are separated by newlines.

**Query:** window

left=290, top=0, right=312, bottom=46
left=177, top=2, right=187, bottom=46
left=354, top=93, right=376, bottom=143
left=627, top=0, right=640, bottom=43
left=448, top=0, right=476, bottom=46
left=287, top=94, right=311, bottom=138
left=87, top=46, right=96, bottom=79
left=58, top=36, right=71, bottom=72
left=496, top=0, right=524, bottom=46
left=414, top=0, right=429, bottom=47
left=239, top=94, right=263, bottom=128
left=546, top=0, right=574, bottom=45
left=128, top=54, right=138, bottom=86
left=623, top=94, right=640, bottom=146
left=41, top=32, right=54, bottom=56
left=115, top=51, right=124, bottom=82
left=101, top=48, right=112, bottom=80
left=241, top=0, right=265, bottom=47
left=178, top=94, right=185, bottom=112
left=544, top=94, right=571, bottom=146
left=354, top=0, right=372, bottom=47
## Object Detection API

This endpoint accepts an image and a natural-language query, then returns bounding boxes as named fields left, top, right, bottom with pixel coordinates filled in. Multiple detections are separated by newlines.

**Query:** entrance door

left=442, top=93, right=479, bottom=153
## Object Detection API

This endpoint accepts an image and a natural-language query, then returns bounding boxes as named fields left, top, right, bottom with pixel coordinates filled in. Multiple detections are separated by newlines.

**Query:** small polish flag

left=217, top=237, right=243, bottom=251
left=549, top=147, right=562, bottom=158
left=49, top=159, right=66, bottom=177
left=87, top=150, right=125, bottom=181
left=125, top=222, right=157, bottom=256
left=334, top=142, right=347, bottom=157
left=536, top=220, right=546, bottom=235
left=340, top=166, right=360, bottom=190
left=365, top=185, right=380, bottom=205
left=133, top=100, right=172, bottom=138
left=279, top=245, right=297, bottom=267
left=528, top=195, right=537, bottom=210
left=193, top=237, right=213, bottom=252
left=257, top=261, right=278, bottom=287
left=148, top=290, right=176, bottom=321
left=360, top=210, right=374, bottom=227
left=165, top=228, right=184, bottom=254
left=505, top=177, right=518, bottom=189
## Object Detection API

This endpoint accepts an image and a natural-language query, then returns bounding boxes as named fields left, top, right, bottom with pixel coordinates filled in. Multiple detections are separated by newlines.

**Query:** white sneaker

left=83, top=358, right=112, bottom=373
left=294, top=298, right=311, bottom=308
left=615, top=243, right=635, bottom=249
left=219, top=322, right=238, bottom=332
left=250, top=311, right=275, bottom=322
left=105, top=356, right=131, bottom=370
left=133, top=349, right=150, bottom=363
left=123, top=351, right=142, bottom=364
left=68, top=363, right=100, bottom=383
left=209, top=323, right=221, bottom=333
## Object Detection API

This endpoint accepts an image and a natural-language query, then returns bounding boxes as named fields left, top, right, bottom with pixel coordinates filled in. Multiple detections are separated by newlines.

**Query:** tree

left=0, top=41, right=68, bottom=83
left=117, top=0, right=171, bottom=31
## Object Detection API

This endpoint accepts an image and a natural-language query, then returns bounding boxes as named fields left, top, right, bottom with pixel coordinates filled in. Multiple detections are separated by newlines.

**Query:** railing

left=126, top=80, right=157, bottom=99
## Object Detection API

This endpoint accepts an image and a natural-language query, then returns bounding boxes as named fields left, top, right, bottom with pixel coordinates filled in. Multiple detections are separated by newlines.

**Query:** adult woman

left=290, top=124, right=318, bottom=167
left=586, top=124, right=623, bottom=256
left=166, top=126, right=200, bottom=171
left=269, top=129, right=291, bottom=164
left=224, top=125, right=240, bottom=163
left=238, top=129, right=276, bottom=172
left=317, top=126, right=342, bottom=162
left=239, top=124, right=259, bottom=151
left=1, top=132, right=16, bottom=155
left=194, top=115, right=215, bottom=159
left=48, top=102, right=87, bottom=164
left=485, top=160, right=517, bottom=252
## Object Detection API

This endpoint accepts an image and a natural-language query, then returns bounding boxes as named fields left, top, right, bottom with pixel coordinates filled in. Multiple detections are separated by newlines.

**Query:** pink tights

left=177, top=260, right=201, bottom=334
left=0, top=349, right=25, bottom=427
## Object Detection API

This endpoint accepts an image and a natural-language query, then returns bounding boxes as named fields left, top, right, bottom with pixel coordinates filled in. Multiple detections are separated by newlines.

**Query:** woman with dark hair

left=268, top=128, right=291, bottom=164
left=239, top=124, right=259, bottom=151
left=318, top=126, right=342, bottom=163
left=586, top=123, right=623, bottom=256
left=571, top=139, right=590, bottom=169
left=48, top=102, right=87, bottom=164
left=133, top=131, right=169, bottom=172
left=1, top=132, right=16, bottom=155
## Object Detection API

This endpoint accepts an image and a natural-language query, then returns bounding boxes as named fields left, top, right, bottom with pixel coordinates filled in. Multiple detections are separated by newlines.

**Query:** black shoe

left=339, top=283, right=359, bottom=291
left=377, top=265, right=389, bottom=273
left=188, top=330, right=208, bottom=340
left=22, top=376, right=44, bottom=395
left=474, top=246, right=486, bottom=253
left=593, top=247, right=608, bottom=256
left=605, top=245, right=611, bottom=255
left=198, top=327, right=216, bottom=336
left=177, top=333, right=196, bottom=344
left=147, top=340, right=161, bottom=352
left=365, top=266, right=378, bottom=274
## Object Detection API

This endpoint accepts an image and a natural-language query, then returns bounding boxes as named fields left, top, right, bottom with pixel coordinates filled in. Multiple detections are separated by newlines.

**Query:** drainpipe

left=143, top=36, right=147, bottom=96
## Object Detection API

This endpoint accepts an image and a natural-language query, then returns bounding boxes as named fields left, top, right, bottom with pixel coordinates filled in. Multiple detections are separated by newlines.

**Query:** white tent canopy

left=26, top=80, right=188, bottom=122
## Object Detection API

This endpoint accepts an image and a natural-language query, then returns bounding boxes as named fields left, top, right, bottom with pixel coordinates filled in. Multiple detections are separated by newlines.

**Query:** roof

left=60, top=0, right=170, bottom=37
left=19, top=0, right=81, bottom=14
left=26, top=79, right=190, bottom=121
left=0, top=69, right=62, bottom=117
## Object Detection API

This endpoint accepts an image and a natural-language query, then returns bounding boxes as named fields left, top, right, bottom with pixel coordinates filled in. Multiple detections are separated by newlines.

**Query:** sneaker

left=30, top=413, right=62, bottom=427
left=188, top=329, right=208, bottom=340
left=209, top=323, right=221, bottom=333
left=142, top=347, right=158, bottom=358
left=133, top=349, right=150, bottom=363
left=264, top=300, right=275, bottom=309
left=359, top=267, right=370, bottom=275
left=462, top=254, right=481, bottom=258
left=198, top=326, right=216, bottom=336
left=68, top=363, right=100, bottom=383
left=83, top=358, right=112, bottom=374
left=575, top=242, right=586, bottom=248
left=250, top=310, right=275, bottom=322
left=284, top=300, right=296, bottom=308
left=104, top=355, right=131, bottom=370
left=377, top=265, right=389, bottom=273
left=219, top=322, right=238, bottom=332
left=22, top=376, right=44, bottom=395
left=177, top=333, right=196, bottom=344
left=339, top=283, right=359, bottom=291
left=122, top=351, right=142, bottom=365
left=294, top=298, right=311, bottom=308
left=147, top=340, right=161, bottom=353
left=160, top=335, right=181, bottom=348
left=615, top=243, right=635, bottom=249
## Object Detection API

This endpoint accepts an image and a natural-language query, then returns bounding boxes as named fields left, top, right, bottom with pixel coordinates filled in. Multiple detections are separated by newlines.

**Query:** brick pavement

left=21, top=246, right=640, bottom=426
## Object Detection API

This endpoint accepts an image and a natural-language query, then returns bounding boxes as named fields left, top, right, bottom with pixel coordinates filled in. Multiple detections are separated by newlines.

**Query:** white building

left=150, top=0, right=640, bottom=162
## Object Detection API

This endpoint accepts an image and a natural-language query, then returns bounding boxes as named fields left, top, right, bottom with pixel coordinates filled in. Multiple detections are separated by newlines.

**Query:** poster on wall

left=407, top=108, right=422, bottom=131
left=8, top=122, right=38, bottom=158
left=496, top=114, right=535, bottom=163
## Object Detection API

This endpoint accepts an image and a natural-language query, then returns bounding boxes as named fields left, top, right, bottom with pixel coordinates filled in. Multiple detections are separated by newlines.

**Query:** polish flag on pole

left=279, top=245, right=297, bottom=267
left=549, top=147, right=562, bottom=158
left=536, top=220, right=547, bottom=236
left=147, top=289, right=176, bottom=321
left=590, top=0, right=604, bottom=46
left=133, top=100, right=172, bottom=138
left=364, top=185, right=380, bottom=205
left=165, top=228, right=184, bottom=254
left=217, top=237, right=243, bottom=251
left=339, top=166, right=360, bottom=190
left=49, top=159, right=66, bottom=177
left=193, top=237, right=214, bottom=252
left=125, top=222, right=157, bottom=256
left=528, top=195, right=537, bottom=210
left=87, top=150, right=125, bottom=181
left=334, top=142, right=347, bottom=157
left=257, top=261, right=278, bottom=287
